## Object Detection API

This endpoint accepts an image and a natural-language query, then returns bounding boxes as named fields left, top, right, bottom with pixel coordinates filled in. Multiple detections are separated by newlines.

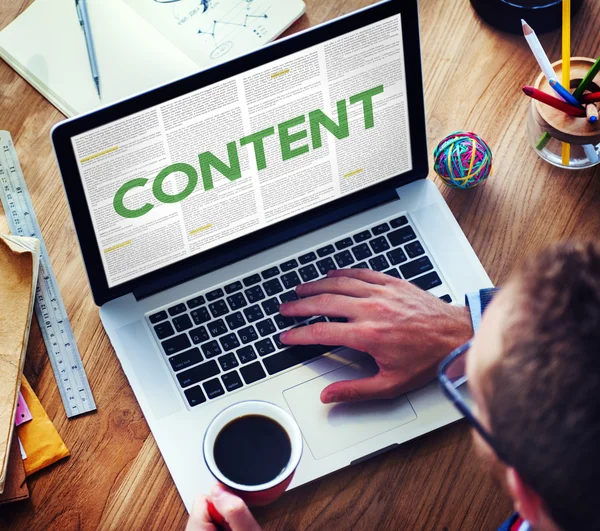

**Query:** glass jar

left=527, top=58, right=600, bottom=170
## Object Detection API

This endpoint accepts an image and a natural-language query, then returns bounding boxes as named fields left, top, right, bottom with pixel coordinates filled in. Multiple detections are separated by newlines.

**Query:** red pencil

left=522, top=86, right=586, bottom=117
left=581, top=92, right=600, bottom=104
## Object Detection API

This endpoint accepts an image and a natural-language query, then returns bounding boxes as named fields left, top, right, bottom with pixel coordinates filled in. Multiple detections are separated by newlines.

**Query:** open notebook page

left=0, top=0, right=199, bottom=117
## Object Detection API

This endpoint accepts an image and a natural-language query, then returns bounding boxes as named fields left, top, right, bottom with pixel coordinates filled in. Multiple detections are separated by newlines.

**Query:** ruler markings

left=0, top=132, right=96, bottom=418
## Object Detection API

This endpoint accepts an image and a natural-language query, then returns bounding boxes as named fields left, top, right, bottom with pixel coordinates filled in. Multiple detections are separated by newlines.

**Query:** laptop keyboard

left=147, top=213, right=452, bottom=409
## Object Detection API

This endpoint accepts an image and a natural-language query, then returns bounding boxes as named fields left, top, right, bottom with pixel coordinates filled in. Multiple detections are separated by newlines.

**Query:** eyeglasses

left=437, top=340, right=509, bottom=464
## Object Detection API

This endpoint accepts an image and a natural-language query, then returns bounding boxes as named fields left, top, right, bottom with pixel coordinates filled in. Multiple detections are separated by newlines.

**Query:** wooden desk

left=1, top=0, right=599, bottom=528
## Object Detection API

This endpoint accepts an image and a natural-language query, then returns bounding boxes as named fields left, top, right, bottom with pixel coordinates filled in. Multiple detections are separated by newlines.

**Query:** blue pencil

left=549, top=79, right=582, bottom=107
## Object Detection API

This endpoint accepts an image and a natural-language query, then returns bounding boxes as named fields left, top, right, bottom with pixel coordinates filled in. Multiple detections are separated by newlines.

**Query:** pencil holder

left=528, top=58, right=600, bottom=169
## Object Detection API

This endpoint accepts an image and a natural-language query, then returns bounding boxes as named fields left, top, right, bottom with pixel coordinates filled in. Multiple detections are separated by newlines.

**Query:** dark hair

left=486, top=241, right=600, bottom=531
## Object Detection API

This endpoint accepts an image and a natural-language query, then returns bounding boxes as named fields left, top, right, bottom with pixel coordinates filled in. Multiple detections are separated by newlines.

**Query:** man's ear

left=505, top=467, right=543, bottom=525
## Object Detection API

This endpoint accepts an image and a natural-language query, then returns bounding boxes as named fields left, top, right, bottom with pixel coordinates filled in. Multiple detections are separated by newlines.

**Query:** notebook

left=0, top=0, right=306, bottom=117
left=0, top=235, right=40, bottom=494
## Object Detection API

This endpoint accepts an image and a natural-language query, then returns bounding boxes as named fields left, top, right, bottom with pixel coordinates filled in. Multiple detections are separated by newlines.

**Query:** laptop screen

left=71, top=13, right=411, bottom=288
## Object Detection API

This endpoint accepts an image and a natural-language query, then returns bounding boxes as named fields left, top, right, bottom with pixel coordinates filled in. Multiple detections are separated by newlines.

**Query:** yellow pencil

left=562, top=0, right=571, bottom=166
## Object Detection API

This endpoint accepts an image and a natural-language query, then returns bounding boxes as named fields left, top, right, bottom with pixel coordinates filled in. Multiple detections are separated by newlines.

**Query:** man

left=187, top=241, right=600, bottom=531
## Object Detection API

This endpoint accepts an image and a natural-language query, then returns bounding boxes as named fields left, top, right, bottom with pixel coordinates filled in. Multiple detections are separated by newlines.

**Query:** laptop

left=51, top=0, right=492, bottom=511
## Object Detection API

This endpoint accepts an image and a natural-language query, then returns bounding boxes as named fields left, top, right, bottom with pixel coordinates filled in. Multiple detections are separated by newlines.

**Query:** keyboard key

left=177, top=359, right=220, bottom=387
left=334, top=237, right=354, bottom=250
left=243, top=274, right=261, bottom=287
left=369, top=255, right=390, bottom=272
left=184, top=386, right=206, bottom=407
left=299, top=264, right=319, bottom=282
left=244, top=304, right=264, bottom=322
left=209, top=299, right=228, bottom=318
left=256, top=318, right=276, bottom=337
left=411, top=271, right=442, bottom=291
left=255, top=338, right=276, bottom=357
left=281, top=271, right=301, bottom=289
left=387, top=248, right=408, bottom=265
left=236, top=345, right=257, bottom=364
left=353, top=230, right=371, bottom=243
left=240, top=362, right=267, bottom=384
left=186, top=296, right=205, bottom=309
left=238, top=325, right=258, bottom=344
left=334, top=250, right=355, bottom=268
left=224, top=281, right=243, bottom=294
left=280, top=291, right=299, bottom=303
left=169, top=347, right=203, bottom=372
left=351, top=262, right=369, bottom=269
left=317, top=244, right=335, bottom=257
left=280, top=259, right=298, bottom=271
left=372, top=222, right=390, bottom=235
left=206, top=288, right=224, bottom=301
left=218, top=352, right=239, bottom=371
left=352, top=243, right=373, bottom=261
left=317, top=257, right=336, bottom=275
left=308, top=316, right=327, bottom=325
left=273, top=333, right=285, bottom=350
left=219, top=333, right=240, bottom=352
left=263, top=344, right=334, bottom=375
left=222, top=371, right=243, bottom=392
left=400, top=257, right=434, bottom=279
left=162, top=334, right=191, bottom=356
left=261, top=266, right=280, bottom=279
left=189, top=326, right=210, bottom=344
left=370, top=236, right=390, bottom=254
left=390, top=215, right=408, bottom=228
left=388, top=226, right=417, bottom=247
left=405, top=240, right=425, bottom=259
left=245, top=285, right=266, bottom=303
left=154, top=321, right=174, bottom=340
left=263, top=278, right=283, bottom=296
left=149, top=310, right=168, bottom=324
left=203, top=378, right=225, bottom=399
left=440, top=294, right=453, bottom=303
left=201, top=340, right=222, bottom=358
left=173, top=314, right=193, bottom=333
left=167, top=303, right=186, bottom=317
left=274, top=313, right=295, bottom=330
left=208, top=319, right=228, bottom=337
left=298, top=252, right=317, bottom=264
left=227, top=292, right=247, bottom=310
left=191, top=307, right=211, bottom=325
left=226, top=312, right=246, bottom=330
left=262, top=297, right=280, bottom=315
left=384, top=268, right=402, bottom=279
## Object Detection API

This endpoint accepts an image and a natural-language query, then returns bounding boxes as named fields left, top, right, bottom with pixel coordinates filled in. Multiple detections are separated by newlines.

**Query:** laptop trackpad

left=283, top=355, right=417, bottom=460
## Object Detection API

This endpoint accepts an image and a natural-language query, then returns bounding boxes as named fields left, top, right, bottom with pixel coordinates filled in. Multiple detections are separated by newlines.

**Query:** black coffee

left=213, top=414, right=291, bottom=486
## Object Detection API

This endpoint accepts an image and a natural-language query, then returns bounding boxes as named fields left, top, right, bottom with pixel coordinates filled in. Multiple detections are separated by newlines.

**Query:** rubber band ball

left=433, top=132, right=493, bottom=189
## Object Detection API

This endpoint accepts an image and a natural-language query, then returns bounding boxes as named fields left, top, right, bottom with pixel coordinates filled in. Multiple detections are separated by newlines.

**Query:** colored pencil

left=522, top=86, right=586, bottom=116
left=561, top=0, right=571, bottom=165
left=583, top=144, right=599, bottom=163
left=581, top=92, right=600, bottom=104
left=573, top=57, right=600, bottom=100
left=549, top=79, right=581, bottom=107
left=521, top=20, right=558, bottom=85
left=586, top=103, right=599, bottom=123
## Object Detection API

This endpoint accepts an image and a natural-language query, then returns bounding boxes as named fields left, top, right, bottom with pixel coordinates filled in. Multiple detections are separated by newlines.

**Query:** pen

left=549, top=79, right=581, bottom=108
left=75, top=0, right=101, bottom=98
left=522, top=86, right=586, bottom=117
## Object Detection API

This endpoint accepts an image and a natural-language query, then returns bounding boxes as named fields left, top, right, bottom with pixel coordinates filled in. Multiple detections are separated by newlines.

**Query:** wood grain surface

left=1, top=0, right=599, bottom=529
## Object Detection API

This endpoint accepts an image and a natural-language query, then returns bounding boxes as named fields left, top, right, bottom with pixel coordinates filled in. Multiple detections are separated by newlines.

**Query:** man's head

left=467, top=241, right=600, bottom=531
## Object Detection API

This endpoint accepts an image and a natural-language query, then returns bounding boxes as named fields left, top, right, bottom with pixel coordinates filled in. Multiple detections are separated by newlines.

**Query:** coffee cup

left=203, top=400, right=303, bottom=506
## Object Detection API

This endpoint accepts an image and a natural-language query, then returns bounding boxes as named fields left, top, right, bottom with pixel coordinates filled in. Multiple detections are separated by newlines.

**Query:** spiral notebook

left=0, top=0, right=305, bottom=117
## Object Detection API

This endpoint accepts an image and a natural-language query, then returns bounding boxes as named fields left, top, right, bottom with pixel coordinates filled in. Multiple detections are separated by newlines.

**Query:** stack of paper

left=0, top=235, right=40, bottom=493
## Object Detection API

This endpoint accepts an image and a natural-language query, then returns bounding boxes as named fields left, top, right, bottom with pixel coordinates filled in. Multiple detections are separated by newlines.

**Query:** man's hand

left=185, top=484, right=262, bottom=531
left=279, top=268, right=472, bottom=404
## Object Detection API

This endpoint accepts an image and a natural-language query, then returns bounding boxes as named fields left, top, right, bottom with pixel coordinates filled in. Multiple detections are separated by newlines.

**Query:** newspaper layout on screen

left=72, top=14, right=412, bottom=288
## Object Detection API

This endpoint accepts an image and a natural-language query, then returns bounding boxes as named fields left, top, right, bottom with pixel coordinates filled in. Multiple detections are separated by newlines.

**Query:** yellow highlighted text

left=104, top=240, right=132, bottom=253
left=190, top=224, right=213, bottom=235
left=80, top=146, right=118, bottom=163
